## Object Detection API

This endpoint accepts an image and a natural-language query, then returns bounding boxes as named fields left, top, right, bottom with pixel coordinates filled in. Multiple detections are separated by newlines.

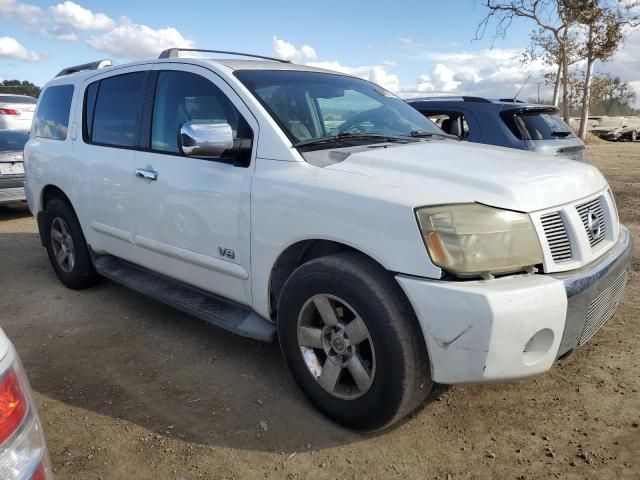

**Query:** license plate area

left=0, top=163, right=24, bottom=175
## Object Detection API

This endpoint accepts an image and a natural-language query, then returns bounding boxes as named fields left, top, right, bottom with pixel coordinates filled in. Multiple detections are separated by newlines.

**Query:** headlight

left=415, top=203, right=543, bottom=278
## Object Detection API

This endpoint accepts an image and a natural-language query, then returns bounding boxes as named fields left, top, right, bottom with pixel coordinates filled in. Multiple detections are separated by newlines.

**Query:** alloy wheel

left=50, top=217, right=75, bottom=273
left=297, top=294, right=376, bottom=400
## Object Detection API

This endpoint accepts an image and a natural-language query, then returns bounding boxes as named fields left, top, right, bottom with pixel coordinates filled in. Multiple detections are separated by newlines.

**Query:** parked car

left=0, top=327, right=52, bottom=479
left=0, top=130, right=28, bottom=207
left=591, top=116, right=639, bottom=142
left=0, top=94, right=37, bottom=131
left=24, top=51, right=631, bottom=431
left=407, top=97, right=587, bottom=162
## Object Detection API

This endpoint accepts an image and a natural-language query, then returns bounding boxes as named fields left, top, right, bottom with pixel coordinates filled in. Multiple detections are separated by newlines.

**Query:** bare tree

left=476, top=0, right=580, bottom=121
left=576, top=0, right=639, bottom=139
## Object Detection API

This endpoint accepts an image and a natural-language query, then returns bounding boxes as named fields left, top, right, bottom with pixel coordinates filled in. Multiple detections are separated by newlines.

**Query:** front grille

left=541, top=212, right=572, bottom=262
left=579, top=270, right=628, bottom=346
left=577, top=197, right=606, bottom=248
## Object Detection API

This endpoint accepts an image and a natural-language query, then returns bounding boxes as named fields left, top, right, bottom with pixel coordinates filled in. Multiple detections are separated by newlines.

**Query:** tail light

left=0, top=370, right=27, bottom=443
left=0, top=109, right=20, bottom=116
left=0, top=351, right=52, bottom=480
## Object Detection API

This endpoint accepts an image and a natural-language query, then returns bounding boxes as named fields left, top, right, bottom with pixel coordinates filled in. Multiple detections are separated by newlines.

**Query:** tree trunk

left=552, top=63, right=562, bottom=107
left=579, top=57, right=595, bottom=140
left=561, top=32, right=570, bottom=122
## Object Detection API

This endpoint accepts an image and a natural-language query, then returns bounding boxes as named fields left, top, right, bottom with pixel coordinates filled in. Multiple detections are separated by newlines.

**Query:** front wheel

left=277, top=252, right=432, bottom=431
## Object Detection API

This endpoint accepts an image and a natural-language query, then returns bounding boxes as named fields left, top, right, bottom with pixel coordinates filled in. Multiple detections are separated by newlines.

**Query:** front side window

left=235, top=70, right=442, bottom=145
left=32, top=85, right=74, bottom=141
left=151, top=70, right=250, bottom=156
left=87, top=72, right=148, bottom=147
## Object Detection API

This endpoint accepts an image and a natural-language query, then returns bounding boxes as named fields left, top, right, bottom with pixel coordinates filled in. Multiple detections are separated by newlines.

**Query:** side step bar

left=93, top=255, right=276, bottom=342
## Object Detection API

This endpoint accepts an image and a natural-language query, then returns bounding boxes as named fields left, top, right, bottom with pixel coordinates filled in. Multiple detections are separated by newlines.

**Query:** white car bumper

left=397, top=226, right=632, bottom=384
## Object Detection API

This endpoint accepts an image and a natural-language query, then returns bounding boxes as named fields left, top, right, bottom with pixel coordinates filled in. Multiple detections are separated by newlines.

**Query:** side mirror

left=180, top=121, right=234, bottom=158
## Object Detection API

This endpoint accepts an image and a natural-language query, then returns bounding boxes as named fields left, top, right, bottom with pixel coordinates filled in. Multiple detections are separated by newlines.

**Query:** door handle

left=135, top=168, right=158, bottom=181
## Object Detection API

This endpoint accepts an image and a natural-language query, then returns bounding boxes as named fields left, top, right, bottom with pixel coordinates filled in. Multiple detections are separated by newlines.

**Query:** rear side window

left=421, top=110, right=470, bottom=138
left=501, top=110, right=574, bottom=140
left=32, top=85, right=74, bottom=141
left=85, top=72, right=148, bottom=148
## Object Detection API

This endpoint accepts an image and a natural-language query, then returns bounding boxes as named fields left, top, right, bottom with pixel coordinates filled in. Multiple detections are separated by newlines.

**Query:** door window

left=422, top=111, right=470, bottom=138
left=150, top=71, right=250, bottom=156
left=87, top=72, right=148, bottom=148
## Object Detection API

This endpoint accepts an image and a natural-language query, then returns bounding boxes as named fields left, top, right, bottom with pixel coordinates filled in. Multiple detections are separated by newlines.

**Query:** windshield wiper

left=551, top=131, right=572, bottom=138
left=408, top=129, right=458, bottom=139
left=293, top=132, right=408, bottom=148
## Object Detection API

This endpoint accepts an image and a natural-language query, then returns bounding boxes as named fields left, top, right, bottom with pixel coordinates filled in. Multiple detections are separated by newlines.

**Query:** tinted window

left=90, top=72, right=148, bottom=147
left=83, top=81, right=99, bottom=141
left=151, top=71, right=250, bottom=155
left=502, top=110, right=574, bottom=140
left=0, top=95, right=37, bottom=104
left=0, top=130, right=29, bottom=151
left=32, top=85, right=74, bottom=141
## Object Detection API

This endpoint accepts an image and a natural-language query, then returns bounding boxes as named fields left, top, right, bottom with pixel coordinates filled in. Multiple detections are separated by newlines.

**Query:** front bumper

left=397, top=226, right=632, bottom=384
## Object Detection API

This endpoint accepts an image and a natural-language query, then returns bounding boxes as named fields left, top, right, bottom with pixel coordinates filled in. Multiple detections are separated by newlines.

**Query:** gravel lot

left=0, top=143, right=638, bottom=480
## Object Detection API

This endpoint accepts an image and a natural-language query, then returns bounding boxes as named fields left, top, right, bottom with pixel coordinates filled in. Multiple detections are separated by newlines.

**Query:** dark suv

left=407, top=96, right=587, bottom=162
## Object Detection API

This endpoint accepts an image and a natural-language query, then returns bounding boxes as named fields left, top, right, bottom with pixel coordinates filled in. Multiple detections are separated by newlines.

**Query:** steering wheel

left=337, top=106, right=408, bottom=135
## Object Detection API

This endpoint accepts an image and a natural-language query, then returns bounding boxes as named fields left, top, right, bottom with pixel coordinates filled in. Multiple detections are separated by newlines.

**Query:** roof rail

left=158, top=48, right=291, bottom=63
left=56, top=59, right=112, bottom=78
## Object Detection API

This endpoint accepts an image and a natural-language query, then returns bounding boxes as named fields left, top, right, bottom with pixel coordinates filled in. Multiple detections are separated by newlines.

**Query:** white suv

left=24, top=49, right=632, bottom=431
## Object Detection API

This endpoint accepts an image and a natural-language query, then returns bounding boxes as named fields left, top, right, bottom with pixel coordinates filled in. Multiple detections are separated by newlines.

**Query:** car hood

left=324, top=140, right=607, bottom=212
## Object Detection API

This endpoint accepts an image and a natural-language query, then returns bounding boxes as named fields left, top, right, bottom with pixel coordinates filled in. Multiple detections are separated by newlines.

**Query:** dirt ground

left=0, top=143, right=639, bottom=480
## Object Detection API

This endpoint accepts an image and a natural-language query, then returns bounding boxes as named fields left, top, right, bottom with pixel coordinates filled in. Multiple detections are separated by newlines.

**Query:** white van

left=24, top=50, right=631, bottom=430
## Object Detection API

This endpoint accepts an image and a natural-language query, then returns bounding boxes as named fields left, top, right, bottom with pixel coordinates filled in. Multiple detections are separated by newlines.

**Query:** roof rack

left=407, top=96, right=492, bottom=103
left=158, top=48, right=291, bottom=63
left=56, top=59, right=112, bottom=78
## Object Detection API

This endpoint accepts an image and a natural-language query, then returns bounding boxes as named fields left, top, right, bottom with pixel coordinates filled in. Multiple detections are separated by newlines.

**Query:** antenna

left=513, top=73, right=532, bottom=102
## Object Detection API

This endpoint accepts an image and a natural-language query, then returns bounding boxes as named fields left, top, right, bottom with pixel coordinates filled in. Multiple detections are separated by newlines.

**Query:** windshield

left=502, top=109, right=575, bottom=140
left=235, top=70, right=443, bottom=146
left=0, top=130, right=28, bottom=151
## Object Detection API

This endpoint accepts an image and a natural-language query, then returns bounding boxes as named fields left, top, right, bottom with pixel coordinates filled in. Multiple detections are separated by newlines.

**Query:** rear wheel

left=42, top=198, right=101, bottom=289
left=278, top=252, right=431, bottom=431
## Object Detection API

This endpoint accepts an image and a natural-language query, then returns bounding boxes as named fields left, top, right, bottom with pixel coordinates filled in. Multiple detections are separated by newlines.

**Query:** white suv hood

left=325, top=140, right=606, bottom=212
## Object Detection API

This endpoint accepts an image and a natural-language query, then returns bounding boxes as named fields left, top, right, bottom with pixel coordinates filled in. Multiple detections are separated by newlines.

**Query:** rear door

left=75, top=66, right=151, bottom=260
left=130, top=63, right=258, bottom=305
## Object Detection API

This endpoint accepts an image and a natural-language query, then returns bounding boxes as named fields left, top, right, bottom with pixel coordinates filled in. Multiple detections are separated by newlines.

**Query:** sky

left=1, top=0, right=639, bottom=105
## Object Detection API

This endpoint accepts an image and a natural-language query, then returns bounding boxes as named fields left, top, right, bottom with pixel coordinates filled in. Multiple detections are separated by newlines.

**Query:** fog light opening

left=522, top=329, right=554, bottom=366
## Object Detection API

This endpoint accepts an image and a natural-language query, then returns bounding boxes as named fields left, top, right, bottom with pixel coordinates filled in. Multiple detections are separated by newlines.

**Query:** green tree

left=0, top=80, right=41, bottom=98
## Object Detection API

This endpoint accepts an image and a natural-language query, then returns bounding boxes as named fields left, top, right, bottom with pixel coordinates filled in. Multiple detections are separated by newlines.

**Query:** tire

left=277, top=251, right=431, bottom=431
left=42, top=198, right=101, bottom=290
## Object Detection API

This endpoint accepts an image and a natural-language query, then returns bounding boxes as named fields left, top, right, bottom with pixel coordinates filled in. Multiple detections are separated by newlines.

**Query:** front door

left=131, top=64, right=258, bottom=306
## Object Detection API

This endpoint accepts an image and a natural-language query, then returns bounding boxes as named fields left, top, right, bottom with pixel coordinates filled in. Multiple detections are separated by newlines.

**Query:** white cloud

left=307, top=60, right=401, bottom=92
left=88, top=23, right=194, bottom=60
left=273, top=36, right=317, bottom=62
left=0, top=0, right=40, bottom=24
left=272, top=37, right=400, bottom=92
left=0, top=36, right=42, bottom=61
left=401, top=48, right=553, bottom=100
left=49, top=1, right=115, bottom=31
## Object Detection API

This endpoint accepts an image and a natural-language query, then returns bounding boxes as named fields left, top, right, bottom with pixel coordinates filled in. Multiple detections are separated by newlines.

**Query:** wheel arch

left=37, top=185, right=75, bottom=246
left=268, top=238, right=396, bottom=321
